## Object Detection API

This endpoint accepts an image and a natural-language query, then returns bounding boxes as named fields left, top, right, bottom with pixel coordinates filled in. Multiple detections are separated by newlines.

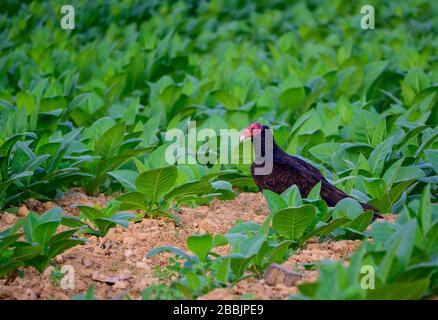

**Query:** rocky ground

left=0, top=190, right=396, bottom=300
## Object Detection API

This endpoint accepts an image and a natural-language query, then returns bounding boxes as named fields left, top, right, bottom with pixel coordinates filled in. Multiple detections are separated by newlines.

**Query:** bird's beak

left=239, top=129, right=251, bottom=143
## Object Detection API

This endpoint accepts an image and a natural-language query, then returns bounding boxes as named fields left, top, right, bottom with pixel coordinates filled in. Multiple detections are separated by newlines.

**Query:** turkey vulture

left=240, top=123, right=382, bottom=219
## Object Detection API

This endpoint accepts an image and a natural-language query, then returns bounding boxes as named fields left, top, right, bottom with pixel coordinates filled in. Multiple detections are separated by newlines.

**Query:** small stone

left=124, top=249, right=133, bottom=258
left=56, top=256, right=64, bottom=264
left=18, top=205, right=29, bottom=217
left=25, top=288, right=36, bottom=299
left=135, top=261, right=150, bottom=270
left=263, top=263, right=302, bottom=287
left=82, top=256, right=93, bottom=268
left=43, top=201, right=55, bottom=210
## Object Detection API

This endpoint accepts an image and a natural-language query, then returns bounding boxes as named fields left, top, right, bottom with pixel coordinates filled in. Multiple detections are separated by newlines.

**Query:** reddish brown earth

left=0, top=190, right=396, bottom=300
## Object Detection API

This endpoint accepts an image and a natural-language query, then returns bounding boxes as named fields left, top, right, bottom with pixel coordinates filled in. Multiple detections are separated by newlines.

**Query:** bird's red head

left=240, top=123, right=264, bottom=142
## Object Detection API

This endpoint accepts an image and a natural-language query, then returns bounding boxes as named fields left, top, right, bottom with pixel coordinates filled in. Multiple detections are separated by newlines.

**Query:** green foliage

left=0, top=0, right=436, bottom=209
left=0, top=0, right=437, bottom=300
left=264, top=185, right=372, bottom=243
left=142, top=284, right=185, bottom=300
left=72, top=285, right=97, bottom=300
left=62, top=200, right=136, bottom=237
left=146, top=218, right=294, bottom=299
left=50, top=265, right=66, bottom=286
left=293, top=193, right=438, bottom=300
left=81, top=121, right=153, bottom=195
left=114, top=164, right=236, bottom=219
left=0, top=207, right=86, bottom=277
left=272, top=206, right=316, bottom=241
left=144, top=184, right=376, bottom=299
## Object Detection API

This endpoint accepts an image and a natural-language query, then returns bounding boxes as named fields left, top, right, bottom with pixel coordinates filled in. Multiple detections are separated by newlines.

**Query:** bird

left=240, top=123, right=382, bottom=219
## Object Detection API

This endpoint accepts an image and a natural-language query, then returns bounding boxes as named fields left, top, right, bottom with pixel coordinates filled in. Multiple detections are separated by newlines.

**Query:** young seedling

left=0, top=207, right=86, bottom=279
left=62, top=200, right=135, bottom=237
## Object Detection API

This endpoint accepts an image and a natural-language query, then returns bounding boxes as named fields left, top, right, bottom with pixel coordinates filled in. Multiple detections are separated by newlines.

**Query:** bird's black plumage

left=249, top=125, right=381, bottom=219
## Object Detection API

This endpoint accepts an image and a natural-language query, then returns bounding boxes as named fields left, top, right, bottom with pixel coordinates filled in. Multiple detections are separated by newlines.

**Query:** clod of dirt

left=24, top=188, right=112, bottom=216
left=263, top=263, right=303, bottom=287
left=0, top=213, right=18, bottom=229
left=82, top=257, right=93, bottom=268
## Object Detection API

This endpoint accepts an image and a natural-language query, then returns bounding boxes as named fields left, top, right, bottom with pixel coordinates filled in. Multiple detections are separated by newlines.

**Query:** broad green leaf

left=212, top=234, right=229, bottom=248
left=95, top=122, right=125, bottom=158
left=309, top=143, right=340, bottom=164
left=307, top=182, right=321, bottom=200
left=135, top=166, right=177, bottom=204
left=262, top=190, right=287, bottom=214
left=369, top=180, right=415, bottom=214
left=23, top=212, right=40, bottom=243
left=368, top=137, right=394, bottom=176
left=116, top=192, right=148, bottom=211
left=164, top=180, right=211, bottom=201
left=215, top=257, right=231, bottom=284
left=424, top=150, right=438, bottom=173
left=419, top=185, right=431, bottom=234
left=229, top=254, right=252, bottom=279
left=214, top=91, right=240, bottom=110
left=238, top=234, right=266, bottom=257
left=371, top=119, right=386, bottom=147
left=108, top=170, right=138, bottom=191
left=366, top=279, right=429, bottom=300
left=394, top=125, right=428, bottom=151
left=363, top=178, right=386, bottom=199
left=333, top=198, right=363, bottom=220
left=425, top=222, right=438, bottom=256
left=281, top=185, right=302, bottom=207
left=347, top=211, right=374, bottom=232
left=77, top=206, right=101, bottom=221
left=272, top=205, right=316, bottom=241
left=382, top=158, right=404, bottom=190
left=186, top=234, right=213, bottom=262
left=415, top=130, right=438, bottom=158
left=303, top=217, right=351, bottom=241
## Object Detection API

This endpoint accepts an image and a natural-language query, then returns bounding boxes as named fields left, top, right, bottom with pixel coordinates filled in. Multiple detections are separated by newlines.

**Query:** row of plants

left=0, top=160, right=238, bottom=280
left=295, top=185, right=438, bottom=299
left=0, top=201, right=136, bottom=280
left=1, top=0, right=437, bottom=212
left=144, top=184, right=437, bottom=300
left=0, top=0, right=437, bottom=300
left=1, top=115, right=435, bottom=215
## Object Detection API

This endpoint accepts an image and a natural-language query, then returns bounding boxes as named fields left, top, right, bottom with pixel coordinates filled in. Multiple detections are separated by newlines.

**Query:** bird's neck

left=252, top=131, right=281, bottom=163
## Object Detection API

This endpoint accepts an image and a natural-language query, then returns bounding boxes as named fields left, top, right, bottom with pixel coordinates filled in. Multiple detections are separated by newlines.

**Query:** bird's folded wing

left=275, top=154, right=350, bottom=204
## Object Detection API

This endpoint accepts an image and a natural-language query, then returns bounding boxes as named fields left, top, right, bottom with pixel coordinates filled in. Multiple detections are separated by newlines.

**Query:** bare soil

left=0, top=190, right=396, bottom=300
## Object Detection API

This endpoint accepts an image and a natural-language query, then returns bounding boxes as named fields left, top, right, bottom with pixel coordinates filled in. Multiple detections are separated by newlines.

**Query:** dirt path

left=0, top=190, right=395, bottom=300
